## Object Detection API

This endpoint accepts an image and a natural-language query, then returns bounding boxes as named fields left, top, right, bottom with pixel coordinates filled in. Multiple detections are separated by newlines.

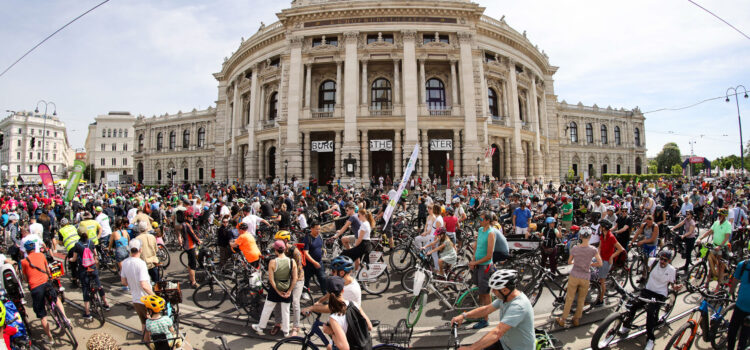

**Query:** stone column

left=304, top=63, right=312, bottom=108
left=457, top=32, right=481, bottom=176
left=361, top=59, right=368, bottom=106
left=453, top=129, right=461, bottom=177
left=401, top=30, right=419, bottom=162
left=450, top=60, right=458, bottom=109
left=393, top=59, right=401, bottom=106
left=334, top=131, right=342, bottom=178
left=419, top=60, right=426, bottom=105
left=394, top=129, right=402, bottom=179
left=360, top=130, right=369, bottom=182
left=420, top=129, right=429, bottom=179
left=259, top=85, right=265, bottom=125
left=248, top=65, right=259, bottom=182
left=258, top=141, right=264, bottom=180
left=507, top=58, right=524, bottom=180
left=285, top=36, right=304, bottom=178
left=504, top=138, right=511, bottom=179
left=303, top=132, right=311, bottom=179
left=229, top=81, right=240, bottom=180
left=342, top=32, right=360, bottom=165
left=335, top=61, right=342, bottom=105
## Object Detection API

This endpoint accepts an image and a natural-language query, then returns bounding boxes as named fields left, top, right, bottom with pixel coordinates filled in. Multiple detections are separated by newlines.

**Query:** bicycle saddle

left=371, top=320, right=381, bottom=327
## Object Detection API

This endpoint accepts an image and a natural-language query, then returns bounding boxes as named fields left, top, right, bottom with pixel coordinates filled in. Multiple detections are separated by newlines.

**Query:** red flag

left=37, top=163, right=55, bottom=197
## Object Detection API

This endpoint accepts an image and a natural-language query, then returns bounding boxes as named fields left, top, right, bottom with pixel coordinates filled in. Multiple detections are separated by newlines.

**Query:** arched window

left=183, top=129, right=190, bottom=148
left=101, top=129, right=106, bottom=138
left=488, top=88, right=499, bottom=117
left=371, top=78, right=392, bottom=110
left=197, top=127, right=206, bottom=148
left=138, top=134, right=144, bottom=152
left=156, top=132, right=163, bottom=151
left=614, top=126, right=621, bottom=145
left=601, top=125, right=608, bottom=144
left=426, top=78, right=446, bottom=109
left=169, top=131, right=176, bottom=150
left=569, top=122, right=578, bottom=143
left=118, top=129, right=123, bottom=138
left=635, top=128, right=641, bottom=146
left=268, top=92, right=278, bottom=120
left=318, top=81, right=336, bottom=111
left=585, top=123, right=593, bottom=144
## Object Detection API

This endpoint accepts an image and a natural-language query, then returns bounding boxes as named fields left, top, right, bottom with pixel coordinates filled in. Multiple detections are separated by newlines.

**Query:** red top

left=444, top=216, right=458, bottom=233
left=21, top=252, right=50, bottom=290
left=599, top=231, right=617, bottom=261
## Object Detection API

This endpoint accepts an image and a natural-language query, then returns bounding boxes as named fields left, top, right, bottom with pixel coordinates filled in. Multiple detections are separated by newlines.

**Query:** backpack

left=81, top=242, right=96, bottom=268
left=741, top=259, right=750, bottom=284
left=344, top=303, right=372, bottom=350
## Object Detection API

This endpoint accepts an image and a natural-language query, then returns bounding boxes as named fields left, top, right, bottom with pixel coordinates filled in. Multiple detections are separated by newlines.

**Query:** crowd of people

left=0, top=173, right=748, bottom=350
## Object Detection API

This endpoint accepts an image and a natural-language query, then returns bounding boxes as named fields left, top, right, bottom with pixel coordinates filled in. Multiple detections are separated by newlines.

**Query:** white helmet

left=488, top=269, right=518, bottom=290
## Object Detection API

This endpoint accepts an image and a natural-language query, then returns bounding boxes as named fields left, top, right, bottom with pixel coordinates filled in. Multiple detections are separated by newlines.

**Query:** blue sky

left=0, top=0, right=749, bottom=159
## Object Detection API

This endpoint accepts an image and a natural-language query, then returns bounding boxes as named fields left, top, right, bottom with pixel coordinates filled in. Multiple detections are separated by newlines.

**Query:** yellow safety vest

left=59, top=225, right=80, bottom=252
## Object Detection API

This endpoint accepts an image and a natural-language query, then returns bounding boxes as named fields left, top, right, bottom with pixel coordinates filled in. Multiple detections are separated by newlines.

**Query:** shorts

left=471, top=265, right=495, bottom=294
left=642, top=245, right=657, bottom=257
left=560, top=220, right=572, bottom=230
left=31, top=284, right=49, bottom=318
left=343, top=235, right=355, bottom=244
left=342, top=241, right=371, bottom=262
left=446, top=232, right=457, bottom=244
left=80, top=269, right=103, bottom=302
left=185, top=248, right=197, bottom=270
left=115, top=246, right=129, bottom=262
left=99, top=235, right=110, bottom=248
left=492, top=251, right=509, bottom=263
left=598, top=260, right=611, bottom=280
left=133, top=302, right=148, bottom=326
left=515, top=227, right=529, bottom=236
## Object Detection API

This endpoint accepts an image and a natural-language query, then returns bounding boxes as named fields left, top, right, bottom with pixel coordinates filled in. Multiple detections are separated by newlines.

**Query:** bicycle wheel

left=180, top=251, right=189, bottom=268
left=606, top=267, right=627, bottom=298
left=455, top=287, right=481, bottom=309
left=582, top=281, right=601, bottom=314
left=665, top=320, right=696, bottom=350
left=446, top=265, right=471, bottom=294
left=389, top=247, right=413, bottom=272
left=526, top=282, right=543, bottom=307
left=659, top=291, right=677, bottom=323
left=272, top=336, right=320, bottom=350
left=91, top=295, right=106, bottom=326
left=157, top=244, right=171, bottom=268
left=709, top=303, right=734, bottom=349
left=628, top=257, right=646, bottom=289
left=400, top=268, right=418, bottom=293
left=192, top=281, right=228, bottom=309
left=687, top=263, right=708, bottom=292
left=45, top=304, right=61, bottom=331
left=59, top=307, right=78, bottom=348
left=590, top=312, right=625, bottom=350
left=406, top=291, right=426, bottom=328
left=359, top=267, right=390, bottom=295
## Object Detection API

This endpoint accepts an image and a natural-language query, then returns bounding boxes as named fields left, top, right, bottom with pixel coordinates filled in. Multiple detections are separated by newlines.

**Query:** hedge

left=600, top=173, right=683, bottom=182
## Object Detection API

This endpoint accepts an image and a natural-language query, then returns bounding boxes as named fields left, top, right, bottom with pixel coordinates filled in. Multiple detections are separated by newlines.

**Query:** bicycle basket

left=534, top=328, right=563, bottom=350
left=377, top=319, right=412, bottom=346
left=154, top=280, right=182, bottom=304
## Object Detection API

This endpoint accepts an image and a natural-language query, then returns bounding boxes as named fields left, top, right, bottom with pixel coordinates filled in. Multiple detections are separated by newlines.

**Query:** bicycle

left=272, top=312, right=391, bottom=350
left=157, top=243, right=171, bottom=268
left=525, top=263, right=600, bottom=315
left=354, top=247, right=391, bottom=295
left=85, top=269, right=106, bottom=326
left=45, top=278, right=76, bottom=348
left=664, top=288, right=734, bottom=350
left=98, top=247, right=119, bottom=275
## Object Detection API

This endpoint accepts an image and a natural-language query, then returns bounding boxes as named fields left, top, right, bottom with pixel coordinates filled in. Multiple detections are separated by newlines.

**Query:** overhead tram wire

left=0, top=0, right=111, bottom=79
left=643, top=91, right=744, bottom=114
left=686, top=0, right=750, bottom=41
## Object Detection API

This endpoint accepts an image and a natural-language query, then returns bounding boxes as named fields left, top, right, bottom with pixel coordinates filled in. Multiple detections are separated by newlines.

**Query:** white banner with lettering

left=429, top=139, right=453, bottom=151
left=383, top=144, right=420, bottom=227
left=369, top=139, right=393, bottom=151
left=311, top=140, right=334, bottom=152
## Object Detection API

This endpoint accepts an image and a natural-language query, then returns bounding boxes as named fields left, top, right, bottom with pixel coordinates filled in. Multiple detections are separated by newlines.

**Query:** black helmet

left=659, top=249, right=673, bottom=261
left=598, top=219, right=613, bottom=230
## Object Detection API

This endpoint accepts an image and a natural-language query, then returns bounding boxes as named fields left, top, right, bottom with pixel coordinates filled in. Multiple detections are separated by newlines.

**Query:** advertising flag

left=383, top=144, right=420, bottom=227
left=37, top=163, right=55, bottom=197
left=64, top=160, right=86, bottom=203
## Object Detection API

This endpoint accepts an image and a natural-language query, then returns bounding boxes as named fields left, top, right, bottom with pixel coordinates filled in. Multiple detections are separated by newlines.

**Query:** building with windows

left=132, top=108, right=215, bottom=185
left=84, top=112, right=136, bottom=185
left=0, top=111, right=75, bottom=184
left=132, top=0, right=646, bottom=185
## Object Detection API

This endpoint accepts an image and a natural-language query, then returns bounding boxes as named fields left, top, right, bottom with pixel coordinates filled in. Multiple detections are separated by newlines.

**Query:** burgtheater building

left=133, top=0, right=646, bottom=185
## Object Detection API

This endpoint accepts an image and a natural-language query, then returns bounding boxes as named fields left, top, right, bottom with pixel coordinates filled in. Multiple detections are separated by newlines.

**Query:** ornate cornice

left=289, top=36, right=304, bottom=48
left=401, top=30, right=417, bottom=41
left=344, top=31, right=360, bottom=43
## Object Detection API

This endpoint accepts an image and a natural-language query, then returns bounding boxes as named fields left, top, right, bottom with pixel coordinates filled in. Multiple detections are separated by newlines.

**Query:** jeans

left=624, top=289, right=666, bottom=341
left=727, top=305, right=749, bottom=350
left=291, top=280, right=304, bottom=328
left=681, top=237, right=696, bottom=270
left=148, top=267, right=160, bottom=283
left=303, top=265, right=327, bottom=294
left=79, top=268, right=103, bottom=303
left=561, top=276, right=590, bottom=321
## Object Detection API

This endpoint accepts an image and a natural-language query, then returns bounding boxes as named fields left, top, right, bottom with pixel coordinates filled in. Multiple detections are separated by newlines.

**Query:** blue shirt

left=491, top=293, right=535, bottom=350
left=475, top=227, right=492, bottom=266
left=733, top=259, right=750, bottom=312
left=513, top=207, right=532, bottom=228
left=493, top=227, right=509, bottom=255
left=302, top=234, right=324, bottom=264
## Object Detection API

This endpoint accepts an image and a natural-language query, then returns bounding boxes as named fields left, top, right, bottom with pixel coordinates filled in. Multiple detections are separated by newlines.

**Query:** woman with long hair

left=341, top=209, right=374, bottom=272
left=321, top=276, right=372, bottom=350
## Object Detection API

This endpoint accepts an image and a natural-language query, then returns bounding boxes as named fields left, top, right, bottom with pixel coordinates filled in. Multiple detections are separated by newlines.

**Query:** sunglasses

left=660, top=257, right=669, bottom=262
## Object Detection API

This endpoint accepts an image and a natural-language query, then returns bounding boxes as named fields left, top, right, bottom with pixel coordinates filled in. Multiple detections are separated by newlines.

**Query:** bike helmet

left=598, top=219, right=613, bottom=230
left=488, top=269, right=517, bottom=291
left=659, top=249, right=674, bottom=261
left=578, top=226, right=593, bottom=238
left=141, top=295, right=166, bottom=313
left=718, top=208, right=728, bottom=216
left=545, top=217, right=556, bottom=224
left=152, top=222, right=159, bottom=229
left=606, top=206, right=616, bottom=212
left=570, top=225, right=580, bottom=232
left=60, top=218, right=69, bottom=226
left=0, top=302, right=5, bottom=327
left=330, top=255, right=355, bottom=272
left=23, top=240, right=36, bottom=252
left=274, top=230, right=291, bottom=241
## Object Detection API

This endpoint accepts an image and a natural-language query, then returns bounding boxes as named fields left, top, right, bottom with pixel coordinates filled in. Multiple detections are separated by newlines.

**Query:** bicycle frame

left=413, top=266, right=471, bottom=310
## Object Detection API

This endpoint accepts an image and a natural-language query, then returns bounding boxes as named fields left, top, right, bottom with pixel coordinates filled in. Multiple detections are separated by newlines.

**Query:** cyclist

left=727, top=253, right=750, bottom=350
left=142, top=295, right=182, bottom=349
left=619, top=249, right=681, bottom=350
left=120, top=238, right=155, bottom=340
left=698, top=208, right=731, bottom=288
left=231, top=223, right=261, bottom=266
left=631, top=215, right=659, bottom=283
left=595, top=219, right=624, bottom=306
left=20, top=240, right=68, bottom=345
left=321, top=276, right=373, bottom=350
left=531, top=217, right=561, bottom=275
left=68, top=227, right=111, bottom=319
left=77, top=212, right=102, bottom=247
left=451, top=269, right=535, bottom=350
left=557, top=226, right=601, bottom=327
left=469, top=211, right=496, bottom=330
left=671, top=209, right=697, bottom=272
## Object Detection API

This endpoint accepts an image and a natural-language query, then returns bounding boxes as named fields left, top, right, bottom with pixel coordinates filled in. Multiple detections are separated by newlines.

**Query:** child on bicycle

left=422, top=227, right=457, bottom=276
left=142, top=295, right=182, bottom=349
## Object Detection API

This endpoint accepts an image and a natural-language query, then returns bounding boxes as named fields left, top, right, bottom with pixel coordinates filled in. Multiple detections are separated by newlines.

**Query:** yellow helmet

left=152, top=221, right=159, bottom=229
left=141, top=295, right=166, bottom=313
left=274, top=230, right=291, bottom=241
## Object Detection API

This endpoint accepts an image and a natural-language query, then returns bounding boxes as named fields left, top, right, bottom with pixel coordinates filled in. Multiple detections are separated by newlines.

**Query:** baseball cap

left=326, top=276, right=345, bottom=294
left=273, top=240, right=286, bottom=251
left=128, top=239, right=142, bottom=251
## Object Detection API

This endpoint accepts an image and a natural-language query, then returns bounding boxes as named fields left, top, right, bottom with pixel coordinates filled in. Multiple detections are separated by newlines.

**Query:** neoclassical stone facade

left=133, top=0, right=646, bottom=185
left=132, top=108, right=215, bottom=185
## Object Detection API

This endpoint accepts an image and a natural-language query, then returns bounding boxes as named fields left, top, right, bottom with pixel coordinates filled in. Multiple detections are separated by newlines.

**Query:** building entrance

left=369, top=136, right=394, bottom=183
left=428, top=134, right=454, bottom=185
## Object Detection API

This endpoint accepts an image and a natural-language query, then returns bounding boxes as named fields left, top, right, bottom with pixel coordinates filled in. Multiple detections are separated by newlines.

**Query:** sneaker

left=301, top=293, right=311, bottom=301
left=283, top=332, right=290, bottom=338
left=103, top=304, right=111, bottom=311
left=251, top=324, right=264, bottom=335
left=472, top=320, right=488, bottom=329
left=121, top=286, right=130, bottom=292
left=644, top=339, right=654, bottom=350
left=83, top=314, right=93, bottom=320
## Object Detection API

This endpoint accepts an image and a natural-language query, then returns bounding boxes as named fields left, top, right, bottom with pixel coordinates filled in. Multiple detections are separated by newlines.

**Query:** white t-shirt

left=297, top=214, right=308, bottom=230
left=127, top=208, right=138, bottom=224
left=242, top=214, right=262, bottom=236
left=120, top=256, right=152, bottom=303
left=20, top=234, right=43, bottom=253
left=645, top=258, right=676, bottom=297
left=95, top=213, right=112, bottom=238
left=359, top=221, right=371, bottom=241
left=589, top=224, right=601, bottom=245
left=328, top=300, right=350, bottom=334
left=343, top=280, right=362, bottom=309
left=219, top=205, right=231, bottom=217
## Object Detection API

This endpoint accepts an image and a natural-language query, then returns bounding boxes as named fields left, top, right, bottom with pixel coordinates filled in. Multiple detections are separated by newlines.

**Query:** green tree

left=648, top=163, right=658, bottom=174
left=82, top=164, right=96, bottom=183
left=655, top=142, right=681, bottom=173
left=671, top=164, right=683, bottom=175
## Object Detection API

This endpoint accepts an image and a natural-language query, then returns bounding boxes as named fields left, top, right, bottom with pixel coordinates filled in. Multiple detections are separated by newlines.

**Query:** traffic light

left=30, top=137, right=35, bottom=149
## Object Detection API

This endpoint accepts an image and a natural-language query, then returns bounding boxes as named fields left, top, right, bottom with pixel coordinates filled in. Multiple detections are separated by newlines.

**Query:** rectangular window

left=312, top=38, right=322, bottom=47
left=54, top=132, right=57, bottom=138
left=37, top=141, right=41, bottom=147
left=572, top=164, right=578, bottom=177
left=53, top=154, right=56, bottom=161
left=269, top=58, right=280, bottom=67
left=53, top=165, right=56, bottom=172
left=16, top=165, right=20, bottom=173
left=423, top=34, right=449, bottom=44
left=123, top=144, right=128, bottom=151
left=123, top=158, right=127, bottom=165
left=29, top=152, right=32, bottom=159
left=112, top=158, right=116, bottom=166
left=45, top=153, right=48, bottom=160
left=112, top=143, right=116, bottom=151
left=30, top=129, right=34, bottom=135
left=100, top=158, right=105, bottom=166
left=46, top=130, right=49, bottom=136
left=29, top=166, right=32, bottom=172
left=184, top=168, right=188, bottom=180
left=16, top=152, right=20, bottom=160
left=101, top=144, right=105, bottom=151
left=157, top=169, right=162, bottom=181
left=485, top=53, right=497, bottom=63
left=17, top=140, right=20, bottom=147
left=18, top=128, right=22, bottom=134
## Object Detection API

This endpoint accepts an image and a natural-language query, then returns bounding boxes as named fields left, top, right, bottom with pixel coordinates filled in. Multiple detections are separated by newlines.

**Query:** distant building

left=0, top=110, right=75, bottom=184
left=84, top=112, right=136, bottom=185
left=75, top=152, right=86, bottom=161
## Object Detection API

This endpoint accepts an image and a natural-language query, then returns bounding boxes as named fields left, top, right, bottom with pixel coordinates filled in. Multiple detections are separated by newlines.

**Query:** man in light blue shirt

left=679, top=196, right=693, bottom=216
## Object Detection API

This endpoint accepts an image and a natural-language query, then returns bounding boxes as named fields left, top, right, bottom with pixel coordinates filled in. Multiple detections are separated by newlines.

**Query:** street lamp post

left=284, top=159, right=289, bottom=184
left=726, top=86, right=749, bottom=175
left=35, top=100, right=56, bottom=159
left=475, top=157, right=480, bottom=186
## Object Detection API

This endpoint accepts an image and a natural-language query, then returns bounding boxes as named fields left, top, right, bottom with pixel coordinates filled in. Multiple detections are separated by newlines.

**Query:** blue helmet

left=23, top=240, right=36, bottom=252
left=545, top=217, right=556, bottom=224
left=330, top=256, right=354, bottom=272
